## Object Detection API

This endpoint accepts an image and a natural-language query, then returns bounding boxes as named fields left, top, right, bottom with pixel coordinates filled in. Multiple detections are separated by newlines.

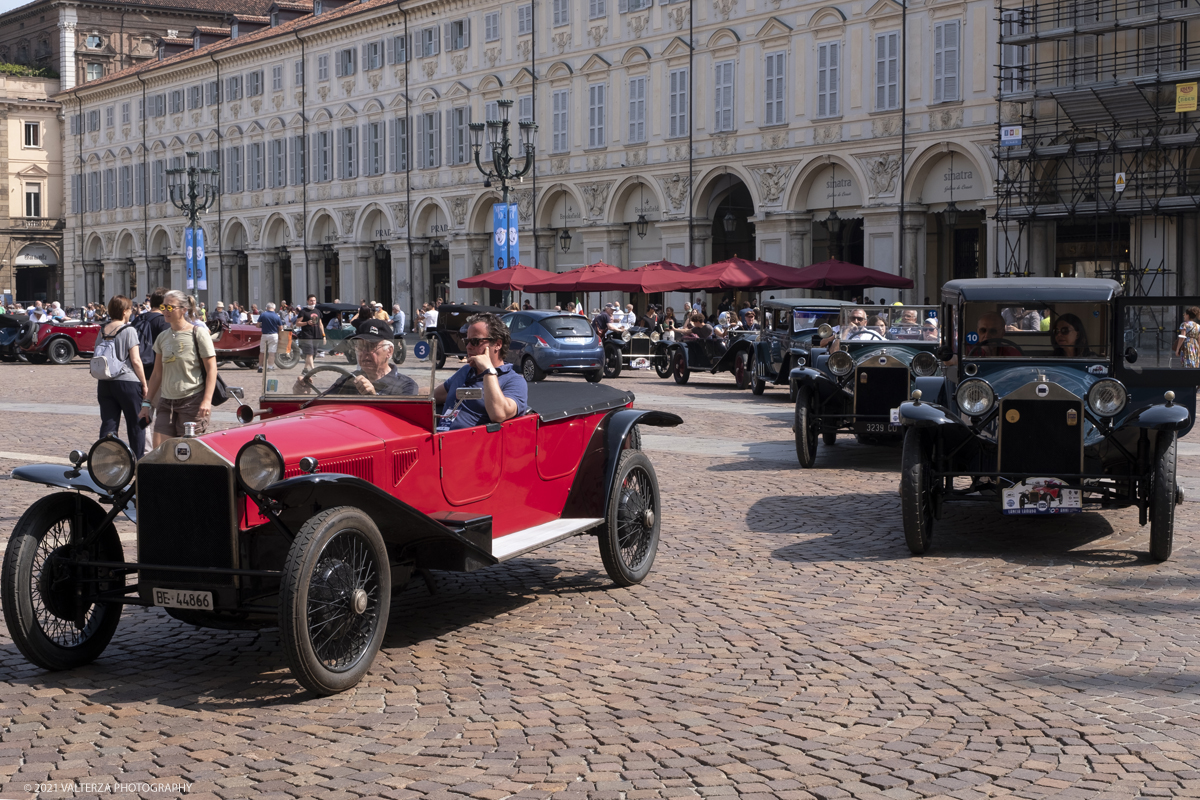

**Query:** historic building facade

left=61, top=0, right=1000, bottom=314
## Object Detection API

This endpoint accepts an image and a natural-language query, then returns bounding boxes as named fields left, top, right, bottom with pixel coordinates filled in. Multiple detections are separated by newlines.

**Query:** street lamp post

left=469, top=99, right=536, bottom=272
left=166, top=151, right=219, bottom=304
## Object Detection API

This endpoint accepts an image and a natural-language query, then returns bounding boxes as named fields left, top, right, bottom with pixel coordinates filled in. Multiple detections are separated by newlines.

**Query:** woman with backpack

left=93, top=295, right=149, bottom=458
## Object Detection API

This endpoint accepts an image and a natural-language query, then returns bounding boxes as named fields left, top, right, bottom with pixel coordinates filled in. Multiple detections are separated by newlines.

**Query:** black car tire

left=598, top=450, right=661, bottom=586
left=672, top=350, right=689, bottom=384
left=823, top=430, right=837, bottom=446
left=654, top=348, right=672, bottom=378
left=1, top=493, right=124, bottom=671
left=751, top=371, right=766, bottom=395
left=25, top=353, right=48, bottom=364
left=794, top=386, right=818, bottom=468
left=522, top=356, right=546, bottom=383
left=16, top=321, right=37, bottom=349
left=603, top=344, right=623, bottom=379
left=1150, top=430, right=1178, bottom=562
left=392, top=339, right=407, bottom=365
left=900, top=429, right=934, bottom=555
left=280, top=506, right=391, bottom=696
left=734, top=351, right=751, bottom=390
left=585, top=369, right=603, bottom=383
left=235, top=359, right=257, bottom=369
left=47, top=338, right=75, bottom=365
left=433, top=338, right=447, bottom=370
left=275, top=348, right=300, bottom=370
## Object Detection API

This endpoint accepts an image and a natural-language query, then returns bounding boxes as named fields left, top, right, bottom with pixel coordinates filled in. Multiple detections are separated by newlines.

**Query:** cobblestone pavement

left=4, top=358, right=1200, bottom=800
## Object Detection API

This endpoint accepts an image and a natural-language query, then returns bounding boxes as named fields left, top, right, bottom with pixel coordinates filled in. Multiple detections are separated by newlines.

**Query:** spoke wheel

left=654, top=347, right=671, bottom=378
left=392, top=339, right=407, bottom=365
left=2, top=493, right=124, bottom=670
left=672, top=350, right=689, bottom=384
left=280, top=506, right=391, bottom=695
left=794, top=386, right=818, bottom=468
left=275, top=348, right=300, bottom=369
left=599, top=451, right=661, bottom=586
left=1150, top=430, right=1177, bottom=562
left=603, top=344, right=623, bottom=379
left=900, top=428, right=934, bottom=554
left=48, top=338, right=76, bottom=365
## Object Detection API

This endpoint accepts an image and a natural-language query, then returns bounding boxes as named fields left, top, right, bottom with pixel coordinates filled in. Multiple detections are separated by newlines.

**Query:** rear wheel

left=1150, top=431, right=1178, bottom=562
left=794, top=386, right=818, bottom=468
left=734, top=351, right=751, bottom=390
left=433, top=339, right=447, bottom=370
left=823, top=430, right=837, bottom=446
left=585, top=369, right=603, bottom=383
left=522, top=356, right=546, bottom=383
left=672, top=350, right=689, bottom=384
left=392, top=339, right=407, bottom=365
left=235, top=359, right=257, bottom=369
left=900, top=429, right=934, bottom=554
left=25, top=353, right=48, bottom=364
left=654, top=347, right=671, bottom=378
left=48, top=338, right=75, bottom=365
left=279, top=506, right=390, bottom=696
left=603, top=344, right=623, bottom=379
left=1, top=493, right=124, bottom=671
left=275, top=347, right=300, bottom=370
left=598, top=450, right=661, bottom=586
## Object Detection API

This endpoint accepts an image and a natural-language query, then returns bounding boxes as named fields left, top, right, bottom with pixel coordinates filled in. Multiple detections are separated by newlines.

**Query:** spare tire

left=16, top=321, right=36, bottom=349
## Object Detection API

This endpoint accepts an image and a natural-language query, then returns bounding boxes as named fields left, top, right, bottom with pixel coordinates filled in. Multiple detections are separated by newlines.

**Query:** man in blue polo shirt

left=435, top=312, right=527, bottom=431
left=256, top=302, right=283, bottom=373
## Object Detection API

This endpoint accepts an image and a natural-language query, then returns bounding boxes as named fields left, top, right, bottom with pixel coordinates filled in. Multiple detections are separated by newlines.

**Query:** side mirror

left=1125, top=346, right=1138, bottom=363
left=455, top=387, right=483, bottom=401
left=228, top=386, right=245, bottom=401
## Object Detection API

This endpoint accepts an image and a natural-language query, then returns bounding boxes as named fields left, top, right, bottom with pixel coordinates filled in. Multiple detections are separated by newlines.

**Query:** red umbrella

left=457, top=263, right=558, bottom=291
left=668, top=256, right=817, bottom=291
left=573, top=259, right=695, bottom=293
left=790, top=259, right=914, bottom=289
left=532, top=261, right=623, bottom=292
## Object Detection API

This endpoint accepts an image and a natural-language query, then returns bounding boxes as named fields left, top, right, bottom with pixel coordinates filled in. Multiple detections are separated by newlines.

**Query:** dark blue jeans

left=97, top=379, right=145, bottom=458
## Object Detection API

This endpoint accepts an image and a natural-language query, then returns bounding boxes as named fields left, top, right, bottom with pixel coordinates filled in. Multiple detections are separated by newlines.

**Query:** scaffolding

left=994, top=0, right=1200, bottom=294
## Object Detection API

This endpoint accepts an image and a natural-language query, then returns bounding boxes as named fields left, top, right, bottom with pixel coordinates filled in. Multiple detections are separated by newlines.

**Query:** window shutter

left=362, top=123, right=369, bottom=176
left=463, top=18, right=470, bottom=47
left=944, top=21, right=959, bottom=101
left=444, top=22, right=451, bottom=53
left=416, top=114, right=425, bottom=168
left=619, top=0, right=628, bottom=13
left=445, top=110, right=453, bottom=165
left=310, top=133, right=317, bottom=181
left=335, top=52, right=343, bottom=77
left=336, top=128, right=345, bottom=179
left=386, top=36, right=395, bottom=64
left=289, top=137, right=297, bottom=185
left=889, top=33, right=899, bottom=107
left=933, top=25, right=944, bottom=102
left=388, top=118, right=396, bottom=171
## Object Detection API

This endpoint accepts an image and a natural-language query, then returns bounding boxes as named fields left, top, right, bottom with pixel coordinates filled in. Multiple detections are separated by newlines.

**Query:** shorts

left=298, top=339, right=319, bottom=356
left=154, top=390, right=209, bottom=438
left=260, top=333, right=279, bottom=354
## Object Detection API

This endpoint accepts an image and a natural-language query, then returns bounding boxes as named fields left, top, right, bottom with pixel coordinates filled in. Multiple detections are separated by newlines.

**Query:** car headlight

left=621, top=330, right=632, bottom=342
left=910, top=351, right=939, bottom=377
left=650, top=331, right=661, bottom=342
left=87, top=437, right=135, bottom=492
left=236, top=436, right=284, bottom=493
left=957, top=378, right=995, bottom=416
left=1087, top=378, right=1128, bottom=417
left=828, top=350, right=854, bottom=377
left=817, top=323, right=834, bottom=340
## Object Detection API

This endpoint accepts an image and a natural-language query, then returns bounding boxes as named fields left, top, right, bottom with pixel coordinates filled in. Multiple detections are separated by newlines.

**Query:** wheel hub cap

left=351, top=588, right=368, bottom=614
left=643, top=509, right=655, bottom=528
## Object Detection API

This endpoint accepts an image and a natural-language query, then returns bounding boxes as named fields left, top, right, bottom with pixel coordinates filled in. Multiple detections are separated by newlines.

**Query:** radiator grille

left=137, top=463, right=237, bottom=587
left=854, top=366, right=910, bottom=417
left=998, top=398, right=1084, bottom=475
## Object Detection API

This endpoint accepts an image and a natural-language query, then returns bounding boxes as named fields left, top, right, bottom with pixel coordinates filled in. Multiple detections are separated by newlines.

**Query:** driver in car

left=823, top=309, right=870, bottom=350
left=293, top=319, right=418, bottom=396
left=435, top=312, right=528, bottom=431
left=968, top=312, right=1022, bottom=357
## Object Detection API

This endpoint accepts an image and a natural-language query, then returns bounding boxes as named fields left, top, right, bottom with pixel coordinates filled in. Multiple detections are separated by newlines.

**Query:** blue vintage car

left=751, top=298, right=851, bottom=396
left=502, top=310, right=605, bottom=382
left=789, top=304, right=942, bottom=467
left=896, top=278, right=1200, bottom=561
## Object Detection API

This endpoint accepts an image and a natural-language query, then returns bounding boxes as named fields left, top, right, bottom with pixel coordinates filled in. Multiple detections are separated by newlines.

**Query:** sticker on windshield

left=966, top=332, right=979, bottom=344
left=1088, top=364, right=1108, bottom=375
left=927, top=310, right=937, bottom=318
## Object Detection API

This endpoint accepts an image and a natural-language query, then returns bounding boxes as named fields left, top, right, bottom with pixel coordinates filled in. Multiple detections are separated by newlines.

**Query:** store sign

left=1177, top=82, right=1198, bottom=112
left=14, top=245, right=56, bottom=266
left=1000, top=125, right=1022, bottom=146
left=922, top=154, right=984, bottom=204
left=805, top=165, right=861, bottom=210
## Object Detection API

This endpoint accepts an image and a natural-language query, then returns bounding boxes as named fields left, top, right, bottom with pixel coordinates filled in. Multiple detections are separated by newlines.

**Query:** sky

left=0, top=0, right=41, bottom=18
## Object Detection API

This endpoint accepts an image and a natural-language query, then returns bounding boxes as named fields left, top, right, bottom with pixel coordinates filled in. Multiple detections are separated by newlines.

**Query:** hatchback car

left=3, top=340, right=680, bottom=695
left=502, top=310, right=604, bottom=382
left=897, top=278, right=1199, bottom=560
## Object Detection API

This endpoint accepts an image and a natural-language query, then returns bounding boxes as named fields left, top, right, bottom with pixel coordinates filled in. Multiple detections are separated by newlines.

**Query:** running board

left=492, top=517, right=604, bottom=562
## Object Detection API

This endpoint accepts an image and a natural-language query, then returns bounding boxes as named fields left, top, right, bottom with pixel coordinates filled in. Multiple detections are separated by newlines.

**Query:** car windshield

left=263, top=335, right=437, bottom=402
left=960, top=302, right=1110, bottom=359
left=837, top=305, right=940, bottom=342
left=542, top=315, right=594, bottom=338
left=793, top=309, right=843, bottom=333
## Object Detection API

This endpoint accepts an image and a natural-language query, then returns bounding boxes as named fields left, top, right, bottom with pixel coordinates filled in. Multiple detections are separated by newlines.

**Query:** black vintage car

left=0, top=313, right=36, bottom=361
left=426, top=304, right=504, bottom=369
left=601, top=327, right=668, bottom=378
left=897, top=278, right=1200, bottom=560
left=751, top=299, right=851, bottom=395
left=790, top=305, right=941, bottom=467
left=660, top=329, right=760, bottom=389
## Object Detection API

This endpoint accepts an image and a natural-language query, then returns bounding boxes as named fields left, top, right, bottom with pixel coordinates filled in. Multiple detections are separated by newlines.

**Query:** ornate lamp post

left=469, top=99, right=536, bottom=270
left=166, top=150, right=219, bottom=300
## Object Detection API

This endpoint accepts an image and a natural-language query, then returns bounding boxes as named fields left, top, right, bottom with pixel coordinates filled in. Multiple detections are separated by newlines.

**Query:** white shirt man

left=424, top=305, right=439, bottom=330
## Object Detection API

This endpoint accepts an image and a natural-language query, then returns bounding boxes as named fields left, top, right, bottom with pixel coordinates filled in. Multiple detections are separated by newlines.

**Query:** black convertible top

left=0, top=313, right=27, bottom=329
left=943, top=278, right=1122, bottom=303
left=527, top=382, right=635, bottom=422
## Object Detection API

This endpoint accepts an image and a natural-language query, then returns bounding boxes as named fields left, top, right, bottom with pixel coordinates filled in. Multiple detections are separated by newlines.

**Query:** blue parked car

left=502, top=310, right=605, bottom=382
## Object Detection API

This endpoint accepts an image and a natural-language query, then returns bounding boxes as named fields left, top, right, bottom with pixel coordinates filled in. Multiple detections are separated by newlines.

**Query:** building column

left=1182, top=214, right=1198, bottom=295
left=1029, top=222, right=1051, bottom=277
left=57, top=15, right=77, bottom=90
left=860, top=209, right=900, bottom=304
left=218, top=253, right=237, bottom=306
left=445, top=235, right=472, bottom=304
left=100, top=259, right=121, bottom=300
left=463, top=233, right=489, bottom=305
left=82, top=260, right=102, bottom=304
left=410, top=241, right=429, bottom=313
left=245, top=250, right=266, bottom=308
left=534, top=230, right=556, bottom=273
left=602, top=224, right=629, bottom=271
left=901, top=205, right=926, bottom=305
left=132, top=257, right=150, bottom=301
left=690, top=223, right=711, bottom=268
left=387, top=240, right=412, bottom=326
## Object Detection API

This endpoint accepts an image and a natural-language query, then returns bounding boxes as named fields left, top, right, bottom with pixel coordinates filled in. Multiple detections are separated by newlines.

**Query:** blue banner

left=194, top=228, right=207, bottom=291
left=185, top=227, right=195, bottom=291
left=491, top=203, right=519, bottom=270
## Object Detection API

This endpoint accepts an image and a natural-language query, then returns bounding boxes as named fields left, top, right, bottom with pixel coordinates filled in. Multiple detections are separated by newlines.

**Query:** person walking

left=94, top=295, right=149, bottom=458
left=138, top=289, right=218, bottom=447
left=1175, top=306, right=1200, bottom=368
left=257, top=301, right=282, bottom=373
left=295, top=294, right=326, bottom=370
left=390, top=304, right=406, bottom=336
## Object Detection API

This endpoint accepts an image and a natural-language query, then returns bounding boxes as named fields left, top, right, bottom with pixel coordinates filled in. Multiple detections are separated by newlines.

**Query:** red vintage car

left=2, top=344, right=680, bottom=695
left=19, top=317, right=266, bottom=368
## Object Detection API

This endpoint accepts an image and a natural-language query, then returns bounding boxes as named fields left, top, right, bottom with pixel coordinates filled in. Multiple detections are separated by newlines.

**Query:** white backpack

left=90, top=325, right=130, bottom=380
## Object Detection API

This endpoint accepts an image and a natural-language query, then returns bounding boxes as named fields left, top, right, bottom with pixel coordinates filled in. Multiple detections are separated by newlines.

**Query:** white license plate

left=632, top=357, right=651, bottom=369
left=560, top=337, right=590, bottom=344
left=153, top=588, right=214, bottom=610
left=890, top=407, right=900, bottom=424
left=1001, top=479, right=1082, bottom=515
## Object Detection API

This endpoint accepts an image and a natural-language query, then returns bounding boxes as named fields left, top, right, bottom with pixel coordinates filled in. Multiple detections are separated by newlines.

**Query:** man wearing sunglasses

left=434, top=312, right=527, bottom=432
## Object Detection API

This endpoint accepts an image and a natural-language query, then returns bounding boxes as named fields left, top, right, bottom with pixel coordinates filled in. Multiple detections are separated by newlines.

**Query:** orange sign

left=1177, top=82, right=1198, bottom=112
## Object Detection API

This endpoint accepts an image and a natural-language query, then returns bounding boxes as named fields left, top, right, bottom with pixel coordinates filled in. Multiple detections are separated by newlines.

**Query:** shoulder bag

left=192, top=326, right=231, bottom=406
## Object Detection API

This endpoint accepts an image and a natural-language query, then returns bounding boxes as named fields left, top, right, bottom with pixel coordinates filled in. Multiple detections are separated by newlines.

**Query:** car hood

left=976, top=364, right=1100, bottom=400
left=847, top=342, right=936, bottom=366
left=199, top=412, right=387, bottom=464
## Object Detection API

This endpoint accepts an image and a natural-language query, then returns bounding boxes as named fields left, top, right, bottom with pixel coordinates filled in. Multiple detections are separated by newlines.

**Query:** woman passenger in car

left=1051, top=313, right=1092, bottom=358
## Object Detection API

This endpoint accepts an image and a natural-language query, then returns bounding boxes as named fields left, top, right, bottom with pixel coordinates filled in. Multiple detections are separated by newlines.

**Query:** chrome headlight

left=621, top=330, right=632, bottom=342
left=828, top=350, right=854, bottom=377
left=650, top=331, right=661, bottom=342
left=957, top=378, right=995, bottom=416
left=87, top=437, right=135, bottom=492
left=1087, top=378, right=1128, bottom=417
left=817, top=323, right=834, bottom=340
left=236, top=436, right=284, bottom=493
left=910, top=351, right=939, bottom=377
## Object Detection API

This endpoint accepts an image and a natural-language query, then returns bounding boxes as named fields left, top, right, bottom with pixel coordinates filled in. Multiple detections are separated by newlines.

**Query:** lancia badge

left=1067, top=409, right=1078, bottom=426
left=878, top=356, right=887, bottom=365
left=1006, top=409, right=1020, bottom=423
left=174, top=442, right=192, bottom=462
left=1036, top=384, right=1050, bottom=397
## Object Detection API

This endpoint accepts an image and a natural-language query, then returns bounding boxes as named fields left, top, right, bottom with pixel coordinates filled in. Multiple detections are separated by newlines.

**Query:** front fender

left=712, top=341, right=750, bottom=372
left=11, top=463, right=139, bottom=523
left=261, top=473, right=498, bottom=568
left=561, top=408, right=683, bottom=519
left=1122, top=402, right=1192, bottom=431
left=898, top=400, right=966, bottom=429
left=912, top=376, right=949, bottom=407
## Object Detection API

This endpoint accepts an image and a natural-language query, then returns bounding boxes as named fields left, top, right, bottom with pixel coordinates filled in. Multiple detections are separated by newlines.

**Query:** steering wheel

left=295, top=364, right=357, bottom=407
left=977, top=337, right=1024, bottom=355
left=846, top=330, right=886, bottom=341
